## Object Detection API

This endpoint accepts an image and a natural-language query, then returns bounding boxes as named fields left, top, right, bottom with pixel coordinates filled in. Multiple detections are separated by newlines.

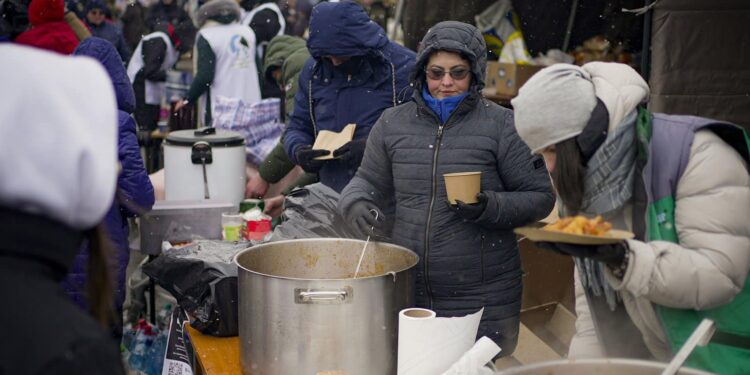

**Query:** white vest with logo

left=126, top=32, right=178, bottom=105
left=241, top=2, right=286, bottom=59
left=241, top=2, right=286, bottom=34
left=197, top=23, right=261, bottom=119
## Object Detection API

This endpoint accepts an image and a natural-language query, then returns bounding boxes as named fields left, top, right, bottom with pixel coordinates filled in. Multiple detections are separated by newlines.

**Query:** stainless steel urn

left=234, top=238, right=419, bottom=375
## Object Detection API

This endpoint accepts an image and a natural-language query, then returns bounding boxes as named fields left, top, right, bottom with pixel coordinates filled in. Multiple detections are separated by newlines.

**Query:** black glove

left=294, top=145, right=330, bottom=173
left=536, top=241, right=627, bottom=268
left=448, top=192, right=488, bottom=221
left=332, top=138, right=367, bottom=168
left=347, top=200, right=385, bottom=238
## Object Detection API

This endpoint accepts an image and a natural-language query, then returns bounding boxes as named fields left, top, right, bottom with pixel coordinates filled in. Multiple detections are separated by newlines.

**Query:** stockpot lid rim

left=233, top=238, right=420, bottom=281
left=165, top=128, right=245, bottom=147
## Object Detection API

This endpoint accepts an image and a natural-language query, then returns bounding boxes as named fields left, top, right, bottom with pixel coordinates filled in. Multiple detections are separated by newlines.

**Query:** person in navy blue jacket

left=283, top=0, right=415, bottom=193
left=64, top=37, right=155, bottom=336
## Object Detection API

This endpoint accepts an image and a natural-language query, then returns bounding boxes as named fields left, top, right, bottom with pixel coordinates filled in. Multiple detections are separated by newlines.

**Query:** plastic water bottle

left=121, top=323, right=139, bottom=363
left=128, top=322, right=156, bottom=372
left=156, top=303, right=173, bottom=331
left=127, top=320, right=149, bottom=351
left=146, top=328, right=169, bottom=375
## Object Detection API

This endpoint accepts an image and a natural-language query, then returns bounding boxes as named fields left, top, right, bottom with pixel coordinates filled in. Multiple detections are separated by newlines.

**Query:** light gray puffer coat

left=338, top=21, right=555, bottom=352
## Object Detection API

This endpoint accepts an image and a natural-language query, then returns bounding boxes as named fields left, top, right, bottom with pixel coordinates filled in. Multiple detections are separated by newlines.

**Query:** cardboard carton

left=485, top=62, right=544, bottom=96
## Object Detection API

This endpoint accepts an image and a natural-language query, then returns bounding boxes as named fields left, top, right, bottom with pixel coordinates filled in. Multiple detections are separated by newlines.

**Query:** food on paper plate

left=544, top=215, right=612, bottom=236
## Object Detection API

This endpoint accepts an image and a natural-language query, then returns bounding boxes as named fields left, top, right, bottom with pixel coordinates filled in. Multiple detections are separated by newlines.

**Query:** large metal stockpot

left=498, top=359, right=714, bottom=375
left=234, top=238, right=419, bottom=375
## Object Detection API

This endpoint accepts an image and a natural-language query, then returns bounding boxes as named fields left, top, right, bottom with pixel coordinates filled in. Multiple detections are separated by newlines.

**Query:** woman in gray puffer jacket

left=338, top=21, right=555, bottom=354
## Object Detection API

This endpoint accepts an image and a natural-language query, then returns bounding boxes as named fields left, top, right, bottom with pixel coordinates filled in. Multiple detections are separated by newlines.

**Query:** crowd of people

left=1, top=0, right=749, bottom=374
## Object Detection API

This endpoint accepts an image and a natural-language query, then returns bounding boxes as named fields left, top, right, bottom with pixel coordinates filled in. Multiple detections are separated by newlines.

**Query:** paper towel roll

left=442, top=336, right=501, bottom=375
left=397, top=307, right=484, bottom=375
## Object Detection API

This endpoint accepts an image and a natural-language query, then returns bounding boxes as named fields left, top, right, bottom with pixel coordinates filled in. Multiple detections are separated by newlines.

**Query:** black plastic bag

left=143, top=241, right=248, bottom=337
left=271, top=183, right=393, bottom=240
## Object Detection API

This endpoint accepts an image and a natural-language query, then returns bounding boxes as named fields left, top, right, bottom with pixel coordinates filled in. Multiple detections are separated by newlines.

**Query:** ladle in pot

left=660, top=318, right=715, bottom=375
left=353, top=209, right=380, bottom=278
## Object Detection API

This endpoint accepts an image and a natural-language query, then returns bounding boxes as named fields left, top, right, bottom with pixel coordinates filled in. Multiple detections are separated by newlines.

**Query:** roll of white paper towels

left=442, top=336, right=501, bottom=375
left=397, top=307, right=484, bottom=375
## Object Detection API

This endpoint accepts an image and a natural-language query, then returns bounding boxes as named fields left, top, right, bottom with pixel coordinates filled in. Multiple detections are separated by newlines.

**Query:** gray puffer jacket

left=338, top=21, right=555, bottom=352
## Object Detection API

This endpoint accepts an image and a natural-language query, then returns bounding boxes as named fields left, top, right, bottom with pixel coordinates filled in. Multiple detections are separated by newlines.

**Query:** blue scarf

left=421, top=87, right=468, bottom=124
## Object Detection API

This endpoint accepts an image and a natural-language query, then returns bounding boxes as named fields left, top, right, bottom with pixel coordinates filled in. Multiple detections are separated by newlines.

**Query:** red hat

left=28, top=0, right=65, bottom=26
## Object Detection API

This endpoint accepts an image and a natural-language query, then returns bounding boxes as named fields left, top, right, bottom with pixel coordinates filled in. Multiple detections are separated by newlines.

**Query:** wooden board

left=185, top=325, right=242, bottom=375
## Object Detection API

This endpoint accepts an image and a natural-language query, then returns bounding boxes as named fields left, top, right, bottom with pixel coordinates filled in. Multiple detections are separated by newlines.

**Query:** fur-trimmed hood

left=195, top=0, right=241, bottom=28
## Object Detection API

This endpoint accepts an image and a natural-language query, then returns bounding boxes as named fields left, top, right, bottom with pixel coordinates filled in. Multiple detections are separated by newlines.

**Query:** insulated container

left=163, top=127, right=246, bottom=205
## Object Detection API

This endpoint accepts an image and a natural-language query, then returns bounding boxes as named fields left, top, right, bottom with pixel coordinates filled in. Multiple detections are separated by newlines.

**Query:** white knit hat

left=0, top=45, right=118, bottom=229
left=511, top=63, right=597, bottom=154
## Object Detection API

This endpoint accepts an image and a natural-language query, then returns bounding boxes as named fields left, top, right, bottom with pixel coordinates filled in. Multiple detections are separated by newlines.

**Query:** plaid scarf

left=580, top=110, right=637, bottom=214
left=564, top=110, right=637, bottom=310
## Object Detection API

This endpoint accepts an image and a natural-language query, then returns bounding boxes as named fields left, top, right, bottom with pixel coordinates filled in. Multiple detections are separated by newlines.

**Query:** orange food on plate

left=544, top=215, right=612, bottom=236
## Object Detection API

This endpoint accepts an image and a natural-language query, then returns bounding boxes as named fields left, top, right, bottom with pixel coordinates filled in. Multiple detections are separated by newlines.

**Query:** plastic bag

left=142, top=240, right=252, bottom=336
left=272, top=183, right=396, bottom=241
left=475, top=0, right=531, bottom=63
left=270, top=183, right=362, bottom=240
left=212, top=96, right=284, bottom=166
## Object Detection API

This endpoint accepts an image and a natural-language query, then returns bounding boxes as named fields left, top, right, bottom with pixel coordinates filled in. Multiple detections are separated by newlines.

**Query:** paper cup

left=443, top=172, right=481, bottom=205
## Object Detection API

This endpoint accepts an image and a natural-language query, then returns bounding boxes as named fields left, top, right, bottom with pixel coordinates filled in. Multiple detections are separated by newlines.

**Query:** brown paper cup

left=444, top=172, right=481, bottom=205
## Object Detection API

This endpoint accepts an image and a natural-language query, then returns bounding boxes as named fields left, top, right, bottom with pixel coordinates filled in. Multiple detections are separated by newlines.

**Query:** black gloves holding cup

left=448, top=192, right=488, bottom=221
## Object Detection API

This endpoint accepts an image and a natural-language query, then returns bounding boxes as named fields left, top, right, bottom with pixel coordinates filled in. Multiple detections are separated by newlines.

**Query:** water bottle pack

left=123, top=304, right=173, bottom=374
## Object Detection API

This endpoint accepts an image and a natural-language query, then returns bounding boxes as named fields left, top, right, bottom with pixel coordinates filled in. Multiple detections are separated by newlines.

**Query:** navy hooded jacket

left=85, top=0, right=131, bottom=62
left=283, top=0, right=415, bottom=193
left=64, top=38, right=154, bottom=311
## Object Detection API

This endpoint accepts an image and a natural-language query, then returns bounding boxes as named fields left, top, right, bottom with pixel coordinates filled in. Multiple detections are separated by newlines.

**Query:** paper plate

left=514, top=226, right=635, bottom=245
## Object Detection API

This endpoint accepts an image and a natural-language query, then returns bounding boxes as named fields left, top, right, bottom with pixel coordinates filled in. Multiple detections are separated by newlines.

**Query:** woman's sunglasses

left=425, top=67, right=470, bottom=81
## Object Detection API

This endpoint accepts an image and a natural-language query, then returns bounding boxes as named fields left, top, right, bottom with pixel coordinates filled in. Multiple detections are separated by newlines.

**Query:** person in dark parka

left=338, top=21, right=555, bottom=354
left=127, top=20, right=195, bottom=132
left=84, top=0, right=130, bottom=62
left=120, top=0, right=147, bottom=52
left=246, top=34, right=318, bottom=201
left=144, top=0, right=189, bottom=33
left=283, top=0, right=415, bottom=193
left=63, top=38, right=155, bottom=334
left=240, top=0, right=286, bottom=98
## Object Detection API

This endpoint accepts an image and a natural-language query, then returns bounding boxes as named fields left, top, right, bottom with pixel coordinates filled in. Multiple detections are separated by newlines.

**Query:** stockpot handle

left=295, top=287, right=352, bottom=305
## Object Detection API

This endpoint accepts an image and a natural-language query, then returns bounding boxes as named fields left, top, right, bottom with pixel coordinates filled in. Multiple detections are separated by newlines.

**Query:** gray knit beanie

left=511, top=63, right=597, bottom=154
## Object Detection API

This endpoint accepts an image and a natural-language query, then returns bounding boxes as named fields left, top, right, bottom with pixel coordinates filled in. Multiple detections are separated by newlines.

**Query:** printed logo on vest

left=229, top=35, right=253, bottom=68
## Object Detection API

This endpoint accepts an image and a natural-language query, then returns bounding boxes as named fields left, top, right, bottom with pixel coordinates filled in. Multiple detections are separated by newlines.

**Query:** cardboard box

left=485, top=62, right=544, bottom=96
left=494, top=303, right=577, bottom=370
left=494, top=228, right=576, bottom=370
left=519, top=235, right=575, bottom=312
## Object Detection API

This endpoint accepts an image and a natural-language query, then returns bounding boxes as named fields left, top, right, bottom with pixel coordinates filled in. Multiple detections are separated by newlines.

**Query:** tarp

left=648, top=0, right=750, bottom=132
